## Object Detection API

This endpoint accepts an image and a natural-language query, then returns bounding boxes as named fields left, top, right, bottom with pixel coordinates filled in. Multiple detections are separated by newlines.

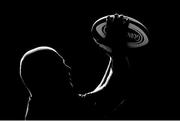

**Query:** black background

left=1, top=1, right=180, bottom=119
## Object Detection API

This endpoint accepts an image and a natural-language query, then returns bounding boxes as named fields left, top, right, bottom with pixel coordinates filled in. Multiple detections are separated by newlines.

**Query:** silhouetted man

left=20, top=48, right=80, bottom=119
